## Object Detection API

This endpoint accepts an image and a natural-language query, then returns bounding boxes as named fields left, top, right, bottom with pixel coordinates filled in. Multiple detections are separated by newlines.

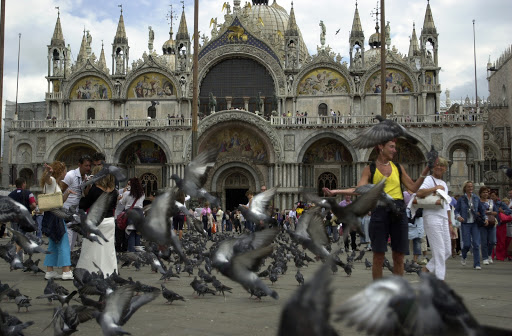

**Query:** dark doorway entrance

left=225, top=188, right=248, bottom=212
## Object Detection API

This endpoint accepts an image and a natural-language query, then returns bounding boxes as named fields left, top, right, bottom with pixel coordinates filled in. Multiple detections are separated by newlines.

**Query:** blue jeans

left=479, top=225, right=496, bottom=260
left=408, top=237, right=422, bottom=256
left=127, top=231, right=140, bottom=252
left=35, top=215, right=43, bottom=238
left=461, top=222, right=481, bottom=267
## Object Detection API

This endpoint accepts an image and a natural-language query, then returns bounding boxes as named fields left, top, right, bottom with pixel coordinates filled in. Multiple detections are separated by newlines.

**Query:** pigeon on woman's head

left=351, top=115, right=418, bottom=149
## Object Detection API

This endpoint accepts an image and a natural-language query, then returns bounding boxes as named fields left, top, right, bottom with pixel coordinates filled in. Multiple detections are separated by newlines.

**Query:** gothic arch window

left=140, top=173, right=158, bottom=196
left=318, top=103, right=328, bottom=116
left=87, top=108, right=95, bottom=121
left=484, top=145, right=498, bottom=171
left=317, top=172, right=337, bottom=196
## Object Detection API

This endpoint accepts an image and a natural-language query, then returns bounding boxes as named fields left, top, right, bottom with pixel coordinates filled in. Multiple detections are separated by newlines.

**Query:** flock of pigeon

left=0, top=116, right=510, bottom=335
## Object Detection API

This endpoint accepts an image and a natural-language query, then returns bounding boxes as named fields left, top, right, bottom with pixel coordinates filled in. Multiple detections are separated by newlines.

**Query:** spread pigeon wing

left=185, top=149, right=218, bottom=188
left=335, top=276, right=414, bottom=336
left=351, top=121, right=400, bottom=149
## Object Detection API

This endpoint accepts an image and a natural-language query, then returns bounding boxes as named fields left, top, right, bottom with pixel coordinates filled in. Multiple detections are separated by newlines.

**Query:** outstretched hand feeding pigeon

left=351, top=115, right=418, bottom=149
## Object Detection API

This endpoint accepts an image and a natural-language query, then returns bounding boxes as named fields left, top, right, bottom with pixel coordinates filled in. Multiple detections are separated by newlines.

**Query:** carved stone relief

left=284, top=135, right=295, bottom=151
left=431, top=133, right=443, bottom=152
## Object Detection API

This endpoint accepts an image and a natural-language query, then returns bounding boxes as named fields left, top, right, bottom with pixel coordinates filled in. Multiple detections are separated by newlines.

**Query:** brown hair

left=92, top=165, right=115, bottom=190
left=40, top=161, right=66, bottom=188
left=478, top=186, right=489, bottom=197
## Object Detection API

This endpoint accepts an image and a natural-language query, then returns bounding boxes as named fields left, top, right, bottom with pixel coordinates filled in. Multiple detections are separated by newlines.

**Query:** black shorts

left=173, top=214, right=185, bottom=231
left=369, top=200, right=409, bottom=254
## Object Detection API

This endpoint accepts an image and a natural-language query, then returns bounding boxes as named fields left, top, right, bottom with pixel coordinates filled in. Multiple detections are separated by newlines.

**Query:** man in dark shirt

left=8, top=177, right=37, bottom=252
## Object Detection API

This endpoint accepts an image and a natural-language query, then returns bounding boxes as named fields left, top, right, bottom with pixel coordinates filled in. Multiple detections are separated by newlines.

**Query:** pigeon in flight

left=307, top=178, right=387, bottom=243
left=8, top=228, right=51, bottom=258
left=212, top=228, right=279, bottom=299
left=80, top=161, right=127, bottom=190
left=238, top=185, right=279, bottom=224
left=0, top=196, right=37, bottom=232
left=94, top=285, right=159, bottom=336
left=426, top=145, right=439, bottom=169
left=351, top=115, right=418, bottom=149
left=335, top=28, right=340, bottom=35
left=335, top=273, right=511, bottom=336
left=499, top=165, right=512, bottom=179
left=170, top=149, right=220, bottom=206
left=354, top=183, right=399, bottom=216
left=127, top=190, right=186, bottom=261
left=279, top=260, right=338, bottom=336
left=75, top=192, right=113, bottom=244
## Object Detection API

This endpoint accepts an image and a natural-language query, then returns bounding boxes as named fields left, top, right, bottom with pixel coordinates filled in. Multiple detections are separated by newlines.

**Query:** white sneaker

left=61, top=271, right=74, bottom=280
left=461, top=258, right=466, bottom=266
left=483, top=259, right=489, bottom=265
left=45, top=271, right=61, bottom=280
left=474, top=266, right=482, bottom=270
left=489, top=258, right=493, bottom=264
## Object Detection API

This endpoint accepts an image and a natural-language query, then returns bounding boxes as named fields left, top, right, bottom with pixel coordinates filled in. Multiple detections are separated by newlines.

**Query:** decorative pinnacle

left=118, top=4, right=123, bottom=14
left=166, top=3, right=178, bottom=31
left=55, top=6, right=60, bottom=17
left=370, top=1, right=380, bottom=28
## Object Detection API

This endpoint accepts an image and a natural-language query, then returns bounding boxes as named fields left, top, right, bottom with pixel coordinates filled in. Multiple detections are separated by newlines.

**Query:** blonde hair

left=436, top=157, right=448, bottom=167
left=462, top=180, right=474, bottom=194
left=92, top=165, right=115, bottom=190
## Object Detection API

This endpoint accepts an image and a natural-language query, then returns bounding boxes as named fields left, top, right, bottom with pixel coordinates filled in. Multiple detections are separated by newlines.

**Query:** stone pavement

left=1, top=236, right=511, bottom=336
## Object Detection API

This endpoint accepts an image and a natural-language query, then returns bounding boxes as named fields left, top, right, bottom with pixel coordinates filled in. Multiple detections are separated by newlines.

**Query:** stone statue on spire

left=319, top=20, right=326, bottom=47
left=148, top=26, right=154, bottom=52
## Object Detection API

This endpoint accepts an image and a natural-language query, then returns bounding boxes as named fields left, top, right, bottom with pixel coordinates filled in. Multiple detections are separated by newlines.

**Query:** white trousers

left=423, top=214, right=451, bottom=280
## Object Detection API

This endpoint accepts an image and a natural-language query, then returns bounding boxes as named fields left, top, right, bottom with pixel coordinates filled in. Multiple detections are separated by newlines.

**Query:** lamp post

left=380, top=0, right=386, bottom=117
left=15, top=33, right=21, bottom=118
left=472, top=19, right=478, bottom=110
left=191, top=0, right=199, bottom=159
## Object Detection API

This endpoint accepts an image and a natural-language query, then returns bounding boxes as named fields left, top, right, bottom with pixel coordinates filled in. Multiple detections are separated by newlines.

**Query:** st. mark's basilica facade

left=3, top=0, right=509, bottom=210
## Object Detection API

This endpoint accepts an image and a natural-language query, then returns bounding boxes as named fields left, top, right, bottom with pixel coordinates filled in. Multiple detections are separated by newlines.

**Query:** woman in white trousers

left=416, top=157, right=456, bottom=280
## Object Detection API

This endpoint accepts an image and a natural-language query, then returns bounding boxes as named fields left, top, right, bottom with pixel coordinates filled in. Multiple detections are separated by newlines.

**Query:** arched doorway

left=120, top=139, right=168, bottom=190
left=224, top=171, right=251, bottom=212
left=56, top=144, right=96, bottom=168
left=199, top=57, right=275, bottom=117
left=19, top=168, right=34, bottom=189
left=318, top=103, right=328, bottom=116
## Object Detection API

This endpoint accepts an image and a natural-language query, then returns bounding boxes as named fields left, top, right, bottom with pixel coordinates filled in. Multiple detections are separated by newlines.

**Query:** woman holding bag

left=41, top=161, right=74, bottom=280
left=416, top=157, right=455, bottom=279
left=479, top=187, right=498, bottom=265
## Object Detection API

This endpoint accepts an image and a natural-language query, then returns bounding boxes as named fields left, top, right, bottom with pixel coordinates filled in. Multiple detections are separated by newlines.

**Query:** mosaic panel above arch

left=56, top=144, right=96, bottom=166
left=120, top=140, right=167, bottom=165
left=69, top=76, right=111, bottom=100
left=297, top=68, right=350, bottom=96
left=127, top=72, right=175, bottom=99
left=365, top=69, right=413, bottom=93
left=199, top=126, right=269, bottom=164
left=303, top=138, right=353, bottom=164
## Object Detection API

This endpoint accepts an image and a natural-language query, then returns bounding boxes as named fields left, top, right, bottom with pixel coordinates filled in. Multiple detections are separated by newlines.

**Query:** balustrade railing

left=9, top=118, right=191, bottom=130
left=7, top=111, right=486, bottom=131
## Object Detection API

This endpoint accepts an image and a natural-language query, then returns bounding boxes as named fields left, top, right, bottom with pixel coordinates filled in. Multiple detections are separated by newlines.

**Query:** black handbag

left=472, top=210, right=486, bottom=227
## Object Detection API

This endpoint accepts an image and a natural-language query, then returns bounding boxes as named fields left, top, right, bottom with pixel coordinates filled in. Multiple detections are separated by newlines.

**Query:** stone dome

left=162, top=32, right=176, bottom=55
left=248, top=1, right=309, bottom=60
left=369, top=31, right=381, bottom=48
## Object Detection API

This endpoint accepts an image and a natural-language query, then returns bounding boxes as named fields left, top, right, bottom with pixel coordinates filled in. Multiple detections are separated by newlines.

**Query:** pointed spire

left=286, top=1, right=298, bottom=36
left=77, top=29, right=87, bottom=64
left=114, top=5, right=128, bottom=44
left=350, top=1, right=364, bottom=40
left=51, top=9, right=65, bottom=47
left=99, top=40, right=108, bottom=72
left=176, top=5, right=189, bottom=40
left=408, top=23, right=420, bottom=57
left=422, top=1, right=436, bottom=33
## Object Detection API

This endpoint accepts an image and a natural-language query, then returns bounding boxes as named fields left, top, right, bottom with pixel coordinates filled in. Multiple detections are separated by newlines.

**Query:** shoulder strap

left=392, top=161, right=404, bottom=194
left=369, top=161, right=376, bottom=184
left=129, top=197, right=138, bottom=210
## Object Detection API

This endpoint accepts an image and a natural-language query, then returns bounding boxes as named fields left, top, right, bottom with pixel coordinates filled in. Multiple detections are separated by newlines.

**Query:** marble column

left=243, top=97, right=250, bottom=111
left=225, top=96, right=232, bottom=110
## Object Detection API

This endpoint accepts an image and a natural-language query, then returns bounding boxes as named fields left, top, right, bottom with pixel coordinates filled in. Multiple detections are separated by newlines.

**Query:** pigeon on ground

left=426, top=145, right=439, bottom=169
left=15, top=295, right=31, bottom=312
left=365, top=258, right=372, bottom=270
left=295, top=270, right=304, bottom=286
left=335, top=273, right=512, bottom=336
left=354, top=250, right=365, bottom=262
left=36, top=291, right=77, bottom=307
left=212, top=229, right=279, bottom=299
left=93, top=285, right=159, bottom=336
left=170, top=149, right=220, bottom=206
left=161, top=284, right=185, bottom=304
left=238, top=185, right=279, bottom=224
left=351, top=115, right=418, bottom=149
left=211, top=276, right=232, bottom=296
left=278, top=261, right=339, bottom=336
left=79, top=161, right=127, bottom=190
left=190, top=277, right=216, bottom=297
left=0, top=308, right=34, bottom=335
left=0, top=196, right=37, bottom=231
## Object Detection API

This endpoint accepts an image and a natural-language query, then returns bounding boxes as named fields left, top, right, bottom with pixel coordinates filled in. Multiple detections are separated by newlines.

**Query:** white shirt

left=419, top=175, right=449, bottom=218
left=216, top=209, right=224, bottom=223
left=44, top=176, right=61, bottom=194
left=62, top=168, right=83, bottom=209
left=120, top=193, right=145, bottom=209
